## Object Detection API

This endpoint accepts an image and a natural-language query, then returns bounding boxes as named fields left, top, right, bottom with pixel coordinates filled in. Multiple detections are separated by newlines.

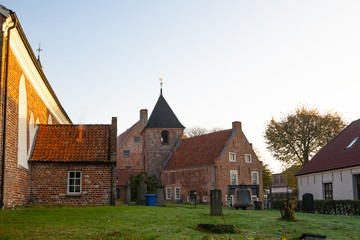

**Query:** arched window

left=161, top=130, right=169, bottom=144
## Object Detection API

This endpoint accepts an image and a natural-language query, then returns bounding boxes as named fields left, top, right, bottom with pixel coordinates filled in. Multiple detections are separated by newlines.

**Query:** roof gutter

left=1, top=13, right=17, bottom=209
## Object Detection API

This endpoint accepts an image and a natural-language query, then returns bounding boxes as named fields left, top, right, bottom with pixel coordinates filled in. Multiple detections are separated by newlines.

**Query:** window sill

left=66, top=194, right=82, bottom=197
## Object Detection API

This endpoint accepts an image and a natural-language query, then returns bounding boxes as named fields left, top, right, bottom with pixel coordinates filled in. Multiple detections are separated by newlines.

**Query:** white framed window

left=67, top=171, right=81, bottom=195
left=123, top=150, right=130, bottom=158
left=229, top=152, right=236, bottom=162
left=230, top=170, right=238, bottom=185
left=245, top=154, right=252, bottom=163
left=252, top=171, right=259, bottom=185
left=166, top=187, right=171, bottom=200
left=175, top=187, right=180, bottom=200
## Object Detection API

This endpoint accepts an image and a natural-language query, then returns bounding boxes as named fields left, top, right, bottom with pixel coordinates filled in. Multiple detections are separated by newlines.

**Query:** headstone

left=302, top=193, right=314, bottom=213
left=136, top=176, right=147, bottom=205
left=125, top=185, right=131, bottom=205
left=233, top=189, right=254, bottom=210
left=156, top=186, right=166, bottom=206
left=210, top=189, right=222, bottom=215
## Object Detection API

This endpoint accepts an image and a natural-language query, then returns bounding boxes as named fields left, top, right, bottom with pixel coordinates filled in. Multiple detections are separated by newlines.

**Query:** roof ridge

left=186, top=129, right=231, bottom=139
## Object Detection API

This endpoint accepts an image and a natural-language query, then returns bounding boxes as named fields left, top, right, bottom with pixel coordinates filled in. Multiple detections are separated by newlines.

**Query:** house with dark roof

left=29, top=118, right=117, bottom=205
left=295, top=119, right=360, bottom=200
left=161, top=121, right=264, bottom=205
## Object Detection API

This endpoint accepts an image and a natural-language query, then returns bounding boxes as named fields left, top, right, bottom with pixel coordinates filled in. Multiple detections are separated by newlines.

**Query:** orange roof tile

left=163, top=129, right=233, bottom=170
left=31, top=124, right=111, bottom=162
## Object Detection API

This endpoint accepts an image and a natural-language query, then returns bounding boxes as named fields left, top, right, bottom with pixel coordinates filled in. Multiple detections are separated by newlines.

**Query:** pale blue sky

left=3, top=1, right=360, bottom=172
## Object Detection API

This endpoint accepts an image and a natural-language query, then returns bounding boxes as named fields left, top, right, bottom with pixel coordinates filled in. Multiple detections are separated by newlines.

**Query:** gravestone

left=125, top=185, right=131, bottom=205
left=210, top=189, right=222, bottom=215
left=156, top=186, right=166, bottom=206
left=302, top=193, right=314, bottom=213
left=233, top=189, right=254, bottom=210
left=136, top=176, right=147, bottom=205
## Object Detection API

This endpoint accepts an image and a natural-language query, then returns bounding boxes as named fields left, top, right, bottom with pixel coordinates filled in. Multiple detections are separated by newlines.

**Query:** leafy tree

left=128, top=172, right=159, bottom=201
left=264, top=105, right=346, bottom=166
left=184, top=127, right=225, bottom=137
left=253, top=148, right=273, bottom=190
left=262, top=163, right=273, bottom=190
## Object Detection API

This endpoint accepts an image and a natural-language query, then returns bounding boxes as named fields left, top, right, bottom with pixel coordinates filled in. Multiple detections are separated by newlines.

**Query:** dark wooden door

left=355, top=175, right=360, bottom=200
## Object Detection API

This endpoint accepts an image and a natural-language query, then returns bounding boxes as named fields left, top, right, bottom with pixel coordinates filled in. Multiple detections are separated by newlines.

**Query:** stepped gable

left=31, top=124, right=111, bottom=162
left=163, top=129, right=233, bottom=170
left=144, top=93, right=184, bottom=129
left=296, top=119, right=360, bottom=176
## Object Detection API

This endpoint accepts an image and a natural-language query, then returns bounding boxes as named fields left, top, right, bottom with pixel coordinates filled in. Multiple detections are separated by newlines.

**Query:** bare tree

left=184, top=126, right=225, bottom=137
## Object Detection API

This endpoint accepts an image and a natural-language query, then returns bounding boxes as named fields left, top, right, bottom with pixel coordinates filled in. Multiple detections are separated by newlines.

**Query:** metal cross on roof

left=36, top=42, right=43, bottom=58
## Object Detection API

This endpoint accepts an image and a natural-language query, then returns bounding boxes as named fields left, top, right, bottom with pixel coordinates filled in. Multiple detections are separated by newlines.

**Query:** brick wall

left=143, top=128, right=183, bottom=179
left=30, top=163, right=114, bottom=205
left=1, top=47, right=58, bottom=208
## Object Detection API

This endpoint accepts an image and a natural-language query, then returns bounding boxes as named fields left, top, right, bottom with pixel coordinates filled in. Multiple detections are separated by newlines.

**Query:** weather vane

left=159, top=78, right=163, bottom=95
left=36, top=42, right=43, bottom=59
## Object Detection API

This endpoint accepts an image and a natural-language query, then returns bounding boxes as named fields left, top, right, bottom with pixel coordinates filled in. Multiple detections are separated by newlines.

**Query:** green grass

left=0, top=203, right=359, bottom=239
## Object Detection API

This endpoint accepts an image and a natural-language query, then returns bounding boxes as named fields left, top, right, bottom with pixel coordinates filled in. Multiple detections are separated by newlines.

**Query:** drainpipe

left=0, top=15, right=17, bottom=209
left=214, top=165, right=217, bottom=189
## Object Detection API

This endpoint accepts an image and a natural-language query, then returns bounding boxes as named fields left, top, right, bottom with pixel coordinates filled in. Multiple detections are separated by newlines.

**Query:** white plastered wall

left=297, top=166, right=360, bottom=200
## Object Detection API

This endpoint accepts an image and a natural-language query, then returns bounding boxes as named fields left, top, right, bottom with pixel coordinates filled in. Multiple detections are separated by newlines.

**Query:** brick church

left=0, top=5, right=117, bottom=208
left=117, top=90, right=264, bottom=204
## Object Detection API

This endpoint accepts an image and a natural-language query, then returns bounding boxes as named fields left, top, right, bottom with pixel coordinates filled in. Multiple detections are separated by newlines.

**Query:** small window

left=134, top=136, right=141, bottom=143
left=203, top=196, right=208, bottom=202
left=125, top=166, right=132, bottom=169
left=175, top=187, right=180, bottom=199
left=245, top=154, right=252, bottom=163
left=230, top=170, right=238, bottom=185
left=67, top=171, right=81, bottom=195
left=123, top=150, right=130, bottom=158
left=274, top=176, right=279, bottom=184
left=252, top=171, right=259, bottom=185
left=324, top=183, right=333, bottom=200
left=280, top=176, right=286, bottom=183
left=166, top=187, right=171, bottom=200
left=345, top=137, right=359, bottom=150
left=229, top=152, right=236, bottom=162
left=161, top=130, right=169, bottom=144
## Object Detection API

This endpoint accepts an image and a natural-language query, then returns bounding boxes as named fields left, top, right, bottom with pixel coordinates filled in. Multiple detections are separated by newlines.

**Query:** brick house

left=295, top=119, right=360, bottom=200
left=29, top=120, right=117, bottom=205
left=161, top=121, right=264, bottom=205
left=0, top=5, right=116, bottom=208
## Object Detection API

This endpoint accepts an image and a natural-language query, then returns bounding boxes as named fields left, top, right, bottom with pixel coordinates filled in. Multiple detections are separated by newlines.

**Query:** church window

left=230, top=170, right=238, bottom=185
left=166, top=187, right=171, bottom=200
left=245, top=154, right=252, bottom=163
left=134, top=136, right=141, bottom=143
left=161, top=130, right=169, bottom=144
left=67, top=171, right=81, bottom=195
left=175, top=187, right=180, bottom=199
left=252, top=171, right=259, bottom=185
left=229, top=152, right=236, bottom=162
left=123, top=150, right=130, bottom=158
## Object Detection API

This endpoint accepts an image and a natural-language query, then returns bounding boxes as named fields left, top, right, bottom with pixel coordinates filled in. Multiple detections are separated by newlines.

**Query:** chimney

left=140, top=109, right=148, bottom=126
left=110, top=117, right=117, bottom=162
left=77, top=125, right=83, bottom=142
left=232, top=121, right=241, bottom=131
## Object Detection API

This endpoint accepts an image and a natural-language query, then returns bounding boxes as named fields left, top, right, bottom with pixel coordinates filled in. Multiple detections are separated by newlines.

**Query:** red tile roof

left=296, top=119, right=360, bottom=176
left=31, top=124, right=111, bottom=162
left=163, top=129, right=233, bottom=170
left=117, top=121, right=139, bottom=150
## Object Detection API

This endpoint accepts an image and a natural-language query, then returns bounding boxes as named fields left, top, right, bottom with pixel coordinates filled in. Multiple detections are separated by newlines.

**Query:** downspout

left=0, top=15, right=17, bottom=209
left=214, top=165, right=217, bottom=189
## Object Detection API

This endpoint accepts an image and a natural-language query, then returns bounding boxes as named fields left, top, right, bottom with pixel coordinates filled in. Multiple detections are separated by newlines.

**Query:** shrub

left=279, top=194, right=297, bottom=220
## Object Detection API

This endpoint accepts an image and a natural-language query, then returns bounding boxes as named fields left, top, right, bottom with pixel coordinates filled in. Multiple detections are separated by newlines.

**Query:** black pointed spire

left=144, top=91, right=185, bottom=129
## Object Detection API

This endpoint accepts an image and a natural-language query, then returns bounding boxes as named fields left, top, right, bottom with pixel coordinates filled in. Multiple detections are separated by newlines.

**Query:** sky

left=2, top=1, right=360, bottom=173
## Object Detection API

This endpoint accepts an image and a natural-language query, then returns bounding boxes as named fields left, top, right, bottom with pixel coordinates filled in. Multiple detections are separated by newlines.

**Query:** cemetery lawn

left=0, top=204, right=359, bottom=240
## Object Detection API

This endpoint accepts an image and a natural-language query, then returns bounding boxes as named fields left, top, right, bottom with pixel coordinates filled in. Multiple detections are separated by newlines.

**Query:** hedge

left=271, top=199, right=360, bottom=215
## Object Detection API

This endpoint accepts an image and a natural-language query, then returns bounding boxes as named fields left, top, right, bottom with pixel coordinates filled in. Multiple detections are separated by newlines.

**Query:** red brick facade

left=161, top=122, right=264, bottom=205
left=30, top=163, right=115, bottom=205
